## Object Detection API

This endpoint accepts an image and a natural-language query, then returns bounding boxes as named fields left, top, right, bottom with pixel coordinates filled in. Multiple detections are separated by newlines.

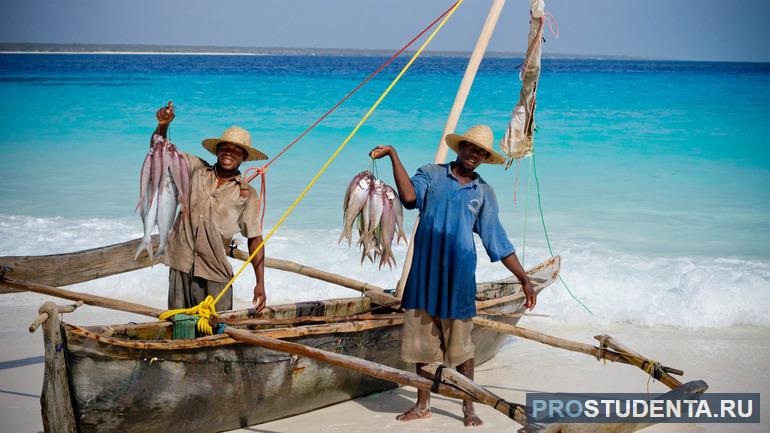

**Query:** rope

left=531, top=152, right=593, bottom=314
left=237, top=0, right=461, bottom=255
left=243, top=0, right=461, bottom=185
left=596, top=335, right=608, bottom=363
left=543, top=12, right=560, bottom=40
left=243, top=165, right=268, bottom=232
left=518, top=14, right=545, bottom=81
left=593, top=337, right=664, bottom=394
left=159, top=0, right=466, bottom=334
left=431, top=364, right=446, bottom=393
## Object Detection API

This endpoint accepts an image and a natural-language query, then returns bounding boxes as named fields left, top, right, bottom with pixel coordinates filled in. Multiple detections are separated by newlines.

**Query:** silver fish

left=365, top=180, right=384, bottom=238
left=154, top=148, right=180, bottom=261
left=136, top=187, right=159, bottom=261
left=378, top=193, right=396, bottom=269
left=340, top=171, right=403, bottom=268
left=385, top=185, right=407, bottom=244
left=339, top=172, right=372, bottom=246
left=135, top=136, right=189, bottom=261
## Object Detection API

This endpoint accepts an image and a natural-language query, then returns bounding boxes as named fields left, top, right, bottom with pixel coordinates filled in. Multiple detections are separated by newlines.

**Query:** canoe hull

left=65, top=314, right=513, bottom=432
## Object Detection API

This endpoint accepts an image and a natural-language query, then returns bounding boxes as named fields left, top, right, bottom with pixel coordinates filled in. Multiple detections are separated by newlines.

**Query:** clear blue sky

left=1, top=0, right=769, bottom=62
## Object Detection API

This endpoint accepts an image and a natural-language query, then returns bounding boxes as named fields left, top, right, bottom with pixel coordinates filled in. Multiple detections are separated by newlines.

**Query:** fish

left=154, top=147, right=180, bottom=260
left=339, top=171, right=404, bottom=269
left=339, top=171, right=373, bottom=246
left=378, top=193, right=396, bottom=269
left=364, top=180, right=384, bottom=240
left=343, top=171, right=371, bottom=212
left=135, top=135, right=191, bottom=261
left=136, top=187, right=159, bottom=262
left=385, top=185, right=407, bottom=244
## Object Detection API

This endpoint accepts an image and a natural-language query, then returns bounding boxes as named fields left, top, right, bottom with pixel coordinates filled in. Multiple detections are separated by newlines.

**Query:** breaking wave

left=1, top=214, right=768, bottom=329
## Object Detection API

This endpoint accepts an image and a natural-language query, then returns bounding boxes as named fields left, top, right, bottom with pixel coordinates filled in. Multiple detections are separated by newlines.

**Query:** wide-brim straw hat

left=445, top=124, right=506, bottom=165
left=201, top=126, right=268, bottom=162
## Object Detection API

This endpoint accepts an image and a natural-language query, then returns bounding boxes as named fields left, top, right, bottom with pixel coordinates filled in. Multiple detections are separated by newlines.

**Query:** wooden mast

left=396, top=0, right=507, bottom=298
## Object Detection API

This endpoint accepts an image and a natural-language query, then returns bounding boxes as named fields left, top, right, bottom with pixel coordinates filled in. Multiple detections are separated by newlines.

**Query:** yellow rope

left=159, top=0, right=466, bottom=334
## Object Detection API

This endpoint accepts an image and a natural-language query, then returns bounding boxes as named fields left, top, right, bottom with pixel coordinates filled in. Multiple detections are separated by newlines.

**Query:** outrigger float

left=1, top=0, right=707, bottom=432
left=1, top=237, right=706, bottom=433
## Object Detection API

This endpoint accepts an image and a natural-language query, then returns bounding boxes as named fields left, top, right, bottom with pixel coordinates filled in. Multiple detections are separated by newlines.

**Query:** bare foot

left=396, top=404, right=431, bottom=422
left=463, top=405, right=484, bottom=427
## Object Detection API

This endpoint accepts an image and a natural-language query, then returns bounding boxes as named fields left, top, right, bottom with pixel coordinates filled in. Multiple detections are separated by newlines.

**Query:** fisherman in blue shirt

left=370, top=125, right=535, bottom=427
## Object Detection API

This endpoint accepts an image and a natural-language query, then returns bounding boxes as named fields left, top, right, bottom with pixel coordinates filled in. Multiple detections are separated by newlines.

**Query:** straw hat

left=445, top=125, right=506, bottom=165
left=201, top=126, right=268, bottom=162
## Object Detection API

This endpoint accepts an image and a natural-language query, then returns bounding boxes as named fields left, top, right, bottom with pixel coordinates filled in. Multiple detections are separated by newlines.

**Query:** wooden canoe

left=0, top=239, right=560, bottom=433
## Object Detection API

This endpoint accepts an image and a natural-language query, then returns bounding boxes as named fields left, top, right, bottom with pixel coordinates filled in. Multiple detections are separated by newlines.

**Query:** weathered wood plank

left=38, top=302, right=77, bottom=433
left=0, top=277, right=163, bottom=318
left=0, top=237, right=161, bottom=287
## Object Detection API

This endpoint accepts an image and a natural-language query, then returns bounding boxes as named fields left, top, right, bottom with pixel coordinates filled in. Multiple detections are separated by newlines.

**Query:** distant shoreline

left=3, top=43, right=765, bottom=63
left=0, top=42, right=637, bottom=60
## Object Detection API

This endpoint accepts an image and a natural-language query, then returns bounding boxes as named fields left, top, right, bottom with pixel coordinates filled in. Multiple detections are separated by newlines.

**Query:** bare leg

left=396, top=362, right=432, bottom=421
left=457, top=358, right=483, bottom=427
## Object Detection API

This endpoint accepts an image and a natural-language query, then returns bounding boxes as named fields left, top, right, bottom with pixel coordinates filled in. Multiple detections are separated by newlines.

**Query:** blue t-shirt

left=401, top=163, right=515, bottom=320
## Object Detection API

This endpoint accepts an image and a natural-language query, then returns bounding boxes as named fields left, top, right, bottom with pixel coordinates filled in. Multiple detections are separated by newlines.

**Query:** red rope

left=543, top=12, right=560, bottom=40
left=244, top=166, right=268, bottom=232
left=245, top=0, right=460, bottom=184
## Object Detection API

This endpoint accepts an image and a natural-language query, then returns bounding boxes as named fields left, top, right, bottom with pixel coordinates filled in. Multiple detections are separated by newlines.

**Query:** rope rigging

left=159, top=0, right=466, bottom=334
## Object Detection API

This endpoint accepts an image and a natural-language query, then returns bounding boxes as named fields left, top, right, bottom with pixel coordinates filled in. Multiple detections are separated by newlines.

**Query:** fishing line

left=521, top=156, right=533, bottom=266
left=531, top=152, right=592, bottom=314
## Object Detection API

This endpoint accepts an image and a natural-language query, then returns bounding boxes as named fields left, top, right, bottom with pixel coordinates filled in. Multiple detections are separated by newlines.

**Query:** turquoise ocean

left=1, top=53, right=769, bottom=328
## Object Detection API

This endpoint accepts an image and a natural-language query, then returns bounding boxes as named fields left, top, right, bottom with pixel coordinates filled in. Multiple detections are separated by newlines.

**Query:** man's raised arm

left=152, top=101, right=175, bottom=143
left=369, top=145, right=416, bottom=208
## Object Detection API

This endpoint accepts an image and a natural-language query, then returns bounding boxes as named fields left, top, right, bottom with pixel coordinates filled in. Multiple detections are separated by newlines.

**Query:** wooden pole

left=224, top=327, right=527, bottom=425
left=0, top=277, right=162, bottom=318
left=29, top=300, right=83, bottom=333
left=396, top=0, right=508, bottom=298
left=229, top=248, right=399, bottom=307
left=38, top=302, right=78, bottom=433
left=594, top=334, right=684, bottom=388
left=474, top=317, right=684, bottom=389
left=420, top=363, right=528, bottom=425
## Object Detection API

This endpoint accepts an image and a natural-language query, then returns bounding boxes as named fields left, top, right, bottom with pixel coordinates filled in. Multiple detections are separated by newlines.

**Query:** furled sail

left=499, top=0, right=546, bottom=167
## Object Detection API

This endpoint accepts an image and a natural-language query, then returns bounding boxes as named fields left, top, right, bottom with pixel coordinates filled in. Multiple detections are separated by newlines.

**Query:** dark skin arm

left=248, top=235, right=266, bottom=312
left=371, top=144, right=536, bottom=309
left=501, top=253, right=536, bottom=309
left=369, top=145, right=416, bottom=208
left=153, top=101, right=175, bottom=141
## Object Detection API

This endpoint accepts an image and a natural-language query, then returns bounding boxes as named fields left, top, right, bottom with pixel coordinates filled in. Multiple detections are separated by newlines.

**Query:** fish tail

left=134, top=238, right=154, bottom=262
left=153, top=244, right=165, bottom=264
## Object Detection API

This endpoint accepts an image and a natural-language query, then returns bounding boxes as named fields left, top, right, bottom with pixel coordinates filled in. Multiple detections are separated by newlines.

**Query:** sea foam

left=1, top=214, right=768, bottom=329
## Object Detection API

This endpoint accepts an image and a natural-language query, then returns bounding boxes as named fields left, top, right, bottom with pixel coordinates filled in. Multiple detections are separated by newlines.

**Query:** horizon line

left=1, top=42, right=767, bottom=64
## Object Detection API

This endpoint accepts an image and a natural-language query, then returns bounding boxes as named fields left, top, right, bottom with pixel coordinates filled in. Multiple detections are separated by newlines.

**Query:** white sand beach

left=2, top=295, right=767, bottom=433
